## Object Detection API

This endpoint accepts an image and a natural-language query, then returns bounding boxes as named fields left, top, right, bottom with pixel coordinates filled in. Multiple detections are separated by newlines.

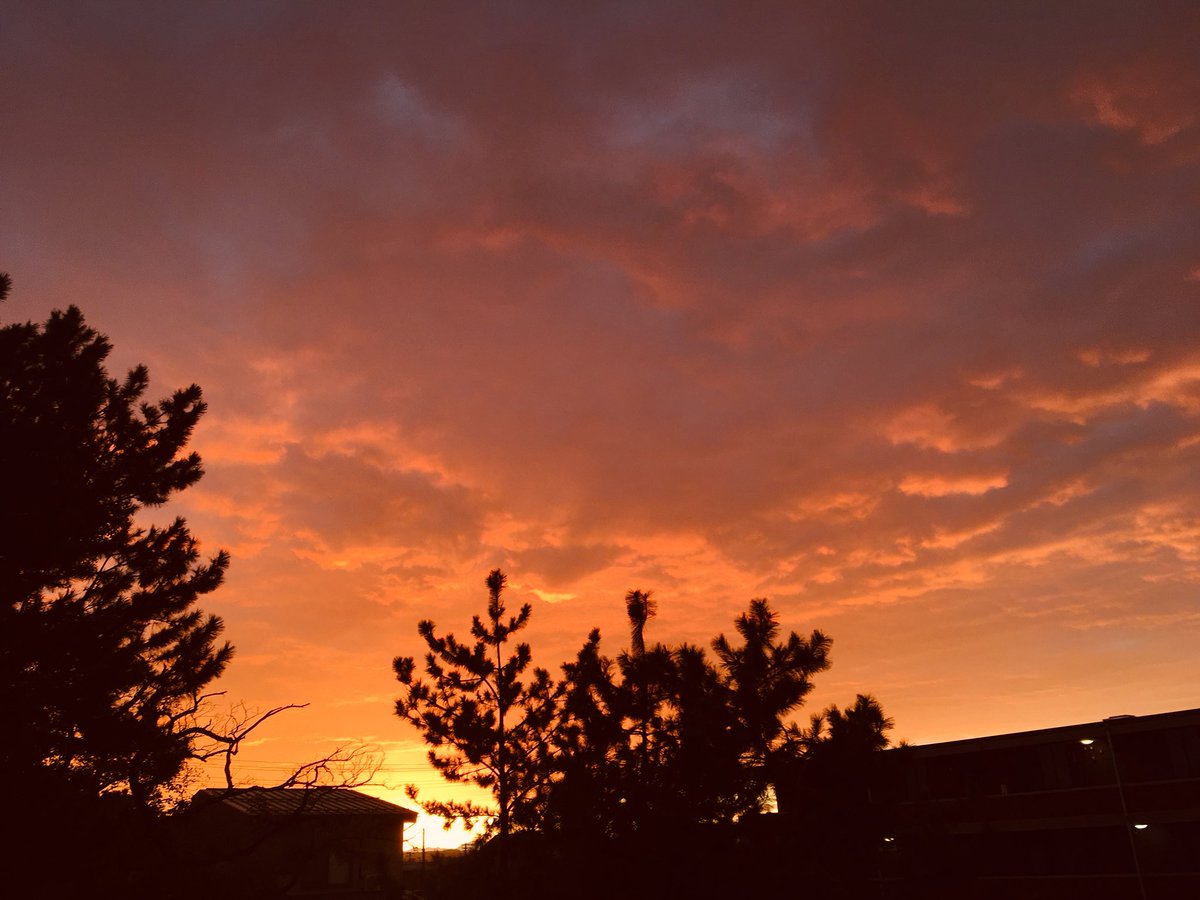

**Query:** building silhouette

left=187, top=786, right=418, bottom=898
left=869, top=707, right=1200, bottom=898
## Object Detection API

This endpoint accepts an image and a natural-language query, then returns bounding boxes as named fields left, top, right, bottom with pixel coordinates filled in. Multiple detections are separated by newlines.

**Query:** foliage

left=550, top=592, right=838, bottom=833
left=548, top=592, right=752, bottom=835
left=393, top=569, right=559, bottom=841
left=0, top=276, right=246, bottom=897
left=713, top=597, right=832, bottom=803
left=396, top=570, right=892, bottom=853
left=0, top=284, right=234, bottom=811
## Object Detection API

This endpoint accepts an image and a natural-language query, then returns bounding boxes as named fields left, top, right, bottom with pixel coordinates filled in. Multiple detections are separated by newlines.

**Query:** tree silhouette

left=625, top=588, right=655, bottom=657
left=665, top=642, right=749, bottom=823
left=546, top=627, right=625, bottom=838
left=394, top=572, right=894, bottom=899
left=0, top=278, right=236, bottom=893
left=613, top=589, right=679, bottom=826
left=820, top=693, right=894, bottom=753
left=547, top=594, right=830, bottom=836
left=393, top=569, right=559, bottom=848
left=0, top=288, right=233, bottom=809
left=772, top=693, right=896, bottom=893
left=713, top=598, right=831, bottom=808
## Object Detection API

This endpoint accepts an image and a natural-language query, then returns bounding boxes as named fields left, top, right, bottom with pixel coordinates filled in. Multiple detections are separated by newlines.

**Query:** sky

left=2, top=1, right=1199, bottom=845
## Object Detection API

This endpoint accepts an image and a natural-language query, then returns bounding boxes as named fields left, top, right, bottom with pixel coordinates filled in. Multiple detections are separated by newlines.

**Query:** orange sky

left=3, top=2, right=1199, bottom=846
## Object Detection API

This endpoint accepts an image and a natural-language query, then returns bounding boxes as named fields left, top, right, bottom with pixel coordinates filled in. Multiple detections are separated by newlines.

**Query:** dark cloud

left=513, top=542, right=630, bottom=588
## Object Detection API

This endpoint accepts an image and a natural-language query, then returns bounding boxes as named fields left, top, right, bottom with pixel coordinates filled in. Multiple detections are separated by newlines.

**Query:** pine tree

left=0, top=277, right=234, bottom=892
left=713, top=598, right=831, bottom=807
left=393, top=570, right=559, bottom=844
left=0, top=285, right=233, bottom=810
left=548, top=627, right=626, bottom=838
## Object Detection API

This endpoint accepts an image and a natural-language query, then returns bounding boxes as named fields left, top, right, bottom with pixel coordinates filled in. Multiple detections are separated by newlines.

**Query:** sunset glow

left=3, top=3, right=1198, bottom=847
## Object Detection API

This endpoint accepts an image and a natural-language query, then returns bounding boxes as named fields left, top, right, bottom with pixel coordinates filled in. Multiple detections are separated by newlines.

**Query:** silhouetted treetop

left=394, top=569, right=559, bottom=853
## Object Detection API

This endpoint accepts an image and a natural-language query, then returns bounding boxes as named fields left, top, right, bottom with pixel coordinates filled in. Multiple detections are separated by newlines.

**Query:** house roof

left=192, top=786, right=418, bottom=822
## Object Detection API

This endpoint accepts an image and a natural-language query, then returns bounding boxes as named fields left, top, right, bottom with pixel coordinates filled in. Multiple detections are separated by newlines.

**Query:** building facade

left=187, top=786, right=419, bottom=898
left=870, top=707, right=1200, bottom=899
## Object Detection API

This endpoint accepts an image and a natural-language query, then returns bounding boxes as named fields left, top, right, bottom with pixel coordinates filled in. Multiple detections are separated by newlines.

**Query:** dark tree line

left=394, top=569, right=894, bottom=897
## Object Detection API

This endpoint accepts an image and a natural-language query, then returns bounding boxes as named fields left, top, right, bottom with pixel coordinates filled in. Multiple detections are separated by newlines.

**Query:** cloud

left=898, top=473, right=1009, bottom=498
left=513, top=541, right=630, bottom=588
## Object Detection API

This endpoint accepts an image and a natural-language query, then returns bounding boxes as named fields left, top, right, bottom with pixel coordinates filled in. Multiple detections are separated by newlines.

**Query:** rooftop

left=900, top=706, right=1200, bottom=758
left=191, top=786, right=418, bottom=821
